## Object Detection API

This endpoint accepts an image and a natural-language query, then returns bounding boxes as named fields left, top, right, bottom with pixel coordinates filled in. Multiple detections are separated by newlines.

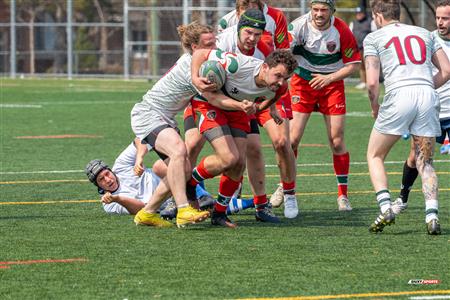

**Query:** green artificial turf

left=0, top=78, right=448, bottom=299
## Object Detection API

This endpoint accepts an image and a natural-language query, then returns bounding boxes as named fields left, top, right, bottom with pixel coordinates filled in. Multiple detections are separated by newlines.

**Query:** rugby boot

left=255, top=204, right=280, bottom=223
left=134, top=209, right=174, bottom=227
left=269, top=184, right=284, bottom=208
left=391, top=198, right=408, bottom=215
left=426, top=219, right=441, bottom=235
left=337, top=195, right=352, bottom=211
left=369, top=208, right=395, bottom=233
left=211, top=209, right=237, bottom=228
left=176, top=205, right=210, bottom=228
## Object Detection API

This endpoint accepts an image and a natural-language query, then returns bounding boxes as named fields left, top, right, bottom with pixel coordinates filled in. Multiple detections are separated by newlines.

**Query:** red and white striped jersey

left=288, top=13, right=360, bottom=81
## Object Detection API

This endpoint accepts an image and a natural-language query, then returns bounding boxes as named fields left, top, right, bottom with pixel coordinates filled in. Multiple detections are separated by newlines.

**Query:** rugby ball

left=199, top=60, right=226, bottom=91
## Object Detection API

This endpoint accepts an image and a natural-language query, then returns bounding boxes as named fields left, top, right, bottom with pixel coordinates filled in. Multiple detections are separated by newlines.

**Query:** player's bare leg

left=289, top=111, right=311, bottom=158
left=367, top=129, right=399, bottom=233
left=246, top=133, right=280, bottom=223
left=265, top=118, right=298, bottom=218
left=211, top=136, right=247, bottom=228
left=412, top=135, right=440, bottom=235
left=185, top=127, right=206, bottom=166
left=135, top=128, right=209, bottom=227
left=246, top=134, right=266, bottom=197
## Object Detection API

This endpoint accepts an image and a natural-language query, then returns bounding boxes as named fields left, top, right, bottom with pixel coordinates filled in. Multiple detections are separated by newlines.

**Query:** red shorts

left=183, top=102, right=196, bottom=121
left=192, top=100, right=250, bottom=134
left=290, top=74, right=346, bottom=115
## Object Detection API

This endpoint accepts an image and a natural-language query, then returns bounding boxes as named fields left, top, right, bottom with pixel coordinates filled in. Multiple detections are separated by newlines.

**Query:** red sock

left=282, top=181, right=296, bottom=195
left=215, top=175, right=241, bottom=213
left=189, top=157, right=214, bottom=187
left=253, top=194, right=268, bottom=210
left=333, top=152, right=349, bottom=197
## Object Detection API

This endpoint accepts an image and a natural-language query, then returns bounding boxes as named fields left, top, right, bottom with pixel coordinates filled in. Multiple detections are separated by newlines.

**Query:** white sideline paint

left=2, top=100, right=135, bottom=107
left=0, top=104, right=42, bottom=108
left=410, top=296, right=450, bottom=300
left=1, top=160, right=449, bottom=175
left=346, top=111, right=372, bottom=117
left=265, top=159, right=450, bottom=168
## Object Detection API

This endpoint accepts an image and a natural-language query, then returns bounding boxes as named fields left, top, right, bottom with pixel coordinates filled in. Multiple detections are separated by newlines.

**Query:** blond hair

left=177, top=22, right=214, bottom=54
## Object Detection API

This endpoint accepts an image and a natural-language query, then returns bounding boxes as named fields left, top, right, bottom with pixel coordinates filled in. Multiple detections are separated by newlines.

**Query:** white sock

left=376, top=189, right=391, bottom=214
left=425, top=199, right=438, bottom=223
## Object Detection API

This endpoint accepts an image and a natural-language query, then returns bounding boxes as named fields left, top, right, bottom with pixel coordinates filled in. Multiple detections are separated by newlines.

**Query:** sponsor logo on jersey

left=206, top=110, right=217, bottom=120
left=230, top=87, right=239, bottom=95
left=292, top=95, right=300, bottom=104
left=326, top=41, right=337, bottom=52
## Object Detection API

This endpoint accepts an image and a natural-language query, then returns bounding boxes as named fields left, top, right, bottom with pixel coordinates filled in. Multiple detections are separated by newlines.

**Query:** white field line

left=1, top=159, right=449, bottom=175
left=410, top=296, right=450, bottom=300
left=0, top=104, right=42, bottom=108
left=264, top=159, right=450, bottom=168
left=2, top=100, right=135, bottom=106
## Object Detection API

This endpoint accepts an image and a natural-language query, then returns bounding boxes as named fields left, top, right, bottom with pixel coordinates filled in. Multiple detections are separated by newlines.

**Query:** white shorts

left=130, top=102, right=178, bottom=141
left=374, top=86, right=440, bottom=137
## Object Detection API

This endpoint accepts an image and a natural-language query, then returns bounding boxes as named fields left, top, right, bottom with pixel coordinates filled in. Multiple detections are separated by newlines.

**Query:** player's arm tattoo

left=365, top=58, right=380, bottom=72
left=413, top=136, right=438, bottom=201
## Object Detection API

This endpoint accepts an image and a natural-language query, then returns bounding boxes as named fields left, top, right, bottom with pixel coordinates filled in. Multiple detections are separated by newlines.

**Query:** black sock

left=399, top=161, right=418, bottom=203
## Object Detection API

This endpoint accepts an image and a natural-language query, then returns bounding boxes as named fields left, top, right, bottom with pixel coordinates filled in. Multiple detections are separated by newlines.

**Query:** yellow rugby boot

left=134, top=209, right=173, bottom=228
left=176, top=205, right=210, bottom=228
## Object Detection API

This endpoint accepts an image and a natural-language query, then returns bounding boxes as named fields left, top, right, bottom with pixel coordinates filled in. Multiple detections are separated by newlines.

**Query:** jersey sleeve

left=335, top=19, right=361, bottom=64
left=431, top=31, right=443, bottom=55
left=102, top=202, right=130, bottom=215
left=271, top=7, right=290, bottom=49
left=287, top=18, right=302, bottom=49
left=217, top=18, right=228, bottom=33
left=363, top=32, right=378, bottom=57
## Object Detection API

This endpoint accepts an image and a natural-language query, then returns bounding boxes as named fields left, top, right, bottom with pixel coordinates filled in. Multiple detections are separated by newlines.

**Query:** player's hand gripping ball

left=199, top=60, right=226, bottom=91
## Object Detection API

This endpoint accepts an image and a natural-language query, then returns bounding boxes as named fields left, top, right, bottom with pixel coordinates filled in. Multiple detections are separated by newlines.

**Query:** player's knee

left=247, top=144, right=263, bottom=160
left=272, top=136, right=289, bottom=153
left=330, top=137, right=345, bottom=153
left=170, top=145, right=188, bottom=161
left=220, top=152, right=239, bottom=170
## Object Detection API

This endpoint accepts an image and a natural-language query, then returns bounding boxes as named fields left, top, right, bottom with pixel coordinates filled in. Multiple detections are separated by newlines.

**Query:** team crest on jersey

left=292, top=96, right=300, bottom=104
left=230, top=87, right=239, bottom=95
left=206, top=110, right=217, bottom=120
left=326, top=41, right=337, bottom=52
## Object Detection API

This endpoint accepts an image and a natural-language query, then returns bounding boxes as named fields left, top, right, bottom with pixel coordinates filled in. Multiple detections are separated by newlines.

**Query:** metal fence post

left=10, top=0, right=16, bottom=78
left=67, top=0, right=73, bottom=79
left=124, top=0, right=129, bottom=79
left=183, top=0, right=189, bottom=25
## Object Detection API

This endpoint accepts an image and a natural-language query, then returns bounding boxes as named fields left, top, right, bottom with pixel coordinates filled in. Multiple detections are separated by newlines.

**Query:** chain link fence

left=0, top=0, right=437, bottom=79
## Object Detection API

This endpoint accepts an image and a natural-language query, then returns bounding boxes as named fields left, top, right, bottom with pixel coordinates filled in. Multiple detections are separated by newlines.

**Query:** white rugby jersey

left=197, top=49, right=276, bottom=104
left=364, top=23, right=441, bottom=94
left=432, top=30, right=450, bottom=119
left=216, top=25, right=270, bottom=60
left=133, top=53, right=199, bottom=126
left=288, top=13, right=360, bottom=81
left=217, top=4, right=289, bottom=50
left=103, top=142, right=160, bottom=214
